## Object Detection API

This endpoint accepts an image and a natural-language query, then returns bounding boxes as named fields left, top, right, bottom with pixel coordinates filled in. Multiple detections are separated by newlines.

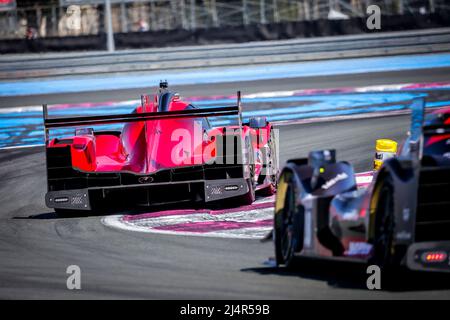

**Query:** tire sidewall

left=371, top=176, right=395, bottom=270
left=274, top=183, right=303, bottom=267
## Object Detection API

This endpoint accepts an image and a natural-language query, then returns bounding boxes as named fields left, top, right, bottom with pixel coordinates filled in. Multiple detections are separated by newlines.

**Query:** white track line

left=103, top=215, right=272, bottom=239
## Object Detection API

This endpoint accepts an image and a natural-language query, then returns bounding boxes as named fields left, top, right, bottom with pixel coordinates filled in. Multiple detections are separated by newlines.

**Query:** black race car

left=274, top=98, right=450, bottom=273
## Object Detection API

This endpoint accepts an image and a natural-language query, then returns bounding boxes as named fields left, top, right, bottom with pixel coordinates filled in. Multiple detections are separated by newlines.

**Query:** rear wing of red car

left=43, top=91, right=244, bottom=144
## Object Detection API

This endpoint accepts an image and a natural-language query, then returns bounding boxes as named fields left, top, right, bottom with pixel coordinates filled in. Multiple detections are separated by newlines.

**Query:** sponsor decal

left=346, top=242, right=373, bottom=256
left=138, top=176, right=154, bottom=184
left=342, top=209, right=359, bottom=221
left=322, top=172, right=349, bottom=190
left=355, top=172, right=373, bottom=188
left=402, top=208, right=411, bottom=222
left=396, top=231, right=412, bottom=240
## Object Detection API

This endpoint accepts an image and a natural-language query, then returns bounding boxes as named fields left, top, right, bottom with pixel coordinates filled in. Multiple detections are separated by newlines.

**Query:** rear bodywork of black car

left=274, top=98, right=450, bottom=273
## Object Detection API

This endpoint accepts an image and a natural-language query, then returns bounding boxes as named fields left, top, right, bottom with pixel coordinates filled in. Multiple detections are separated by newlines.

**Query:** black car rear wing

left=43, top=91, right=244, bottom=144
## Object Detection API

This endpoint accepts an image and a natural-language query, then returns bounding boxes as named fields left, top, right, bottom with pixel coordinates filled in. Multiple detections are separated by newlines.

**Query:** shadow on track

left=14, top=193, right=273, bottom=220
left=243, top=258, right=369, bottom=290
left=13, top=211, right=61, bottom=219
left=13, top=205, right=196, bottom=220
left=243, top=257, right=450, bottom=292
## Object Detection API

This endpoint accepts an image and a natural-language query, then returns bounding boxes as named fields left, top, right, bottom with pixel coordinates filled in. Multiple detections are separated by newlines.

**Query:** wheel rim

left=280, top=186, right=295, bottom=262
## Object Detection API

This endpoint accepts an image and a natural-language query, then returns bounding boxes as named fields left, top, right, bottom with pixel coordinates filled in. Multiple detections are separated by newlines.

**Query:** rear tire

left=370, top=176, right=395, bottom=271
left=275, top=182, right=303, bottom=268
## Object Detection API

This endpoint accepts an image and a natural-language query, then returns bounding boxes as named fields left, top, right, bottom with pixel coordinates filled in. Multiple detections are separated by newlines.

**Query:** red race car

left=43, top=82, right=278, bottom=214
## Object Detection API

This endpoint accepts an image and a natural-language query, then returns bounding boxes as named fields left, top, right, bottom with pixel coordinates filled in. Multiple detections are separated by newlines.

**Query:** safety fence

left=1, top=0, right=448, bottom=40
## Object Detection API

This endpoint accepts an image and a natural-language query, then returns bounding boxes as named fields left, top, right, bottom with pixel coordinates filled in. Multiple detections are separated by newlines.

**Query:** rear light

left=421, top=251, right=447, bottom=263
left=54, top=197, right=69, bottom=203
left=55, top=138, right=73, bottom=145
left=73, top=144, right=86, bottom=150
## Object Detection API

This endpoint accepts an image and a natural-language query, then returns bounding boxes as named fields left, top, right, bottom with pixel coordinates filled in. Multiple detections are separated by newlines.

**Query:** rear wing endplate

left=409, top=97, right=425, bottom=161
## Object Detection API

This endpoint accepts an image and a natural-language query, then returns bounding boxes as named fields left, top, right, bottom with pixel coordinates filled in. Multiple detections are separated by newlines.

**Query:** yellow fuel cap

left=374, top=139, right=398, bottom=171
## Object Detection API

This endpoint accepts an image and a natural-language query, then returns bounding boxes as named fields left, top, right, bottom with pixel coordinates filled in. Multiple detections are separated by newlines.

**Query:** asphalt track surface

left=2, top=109, right=450, bottom=299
